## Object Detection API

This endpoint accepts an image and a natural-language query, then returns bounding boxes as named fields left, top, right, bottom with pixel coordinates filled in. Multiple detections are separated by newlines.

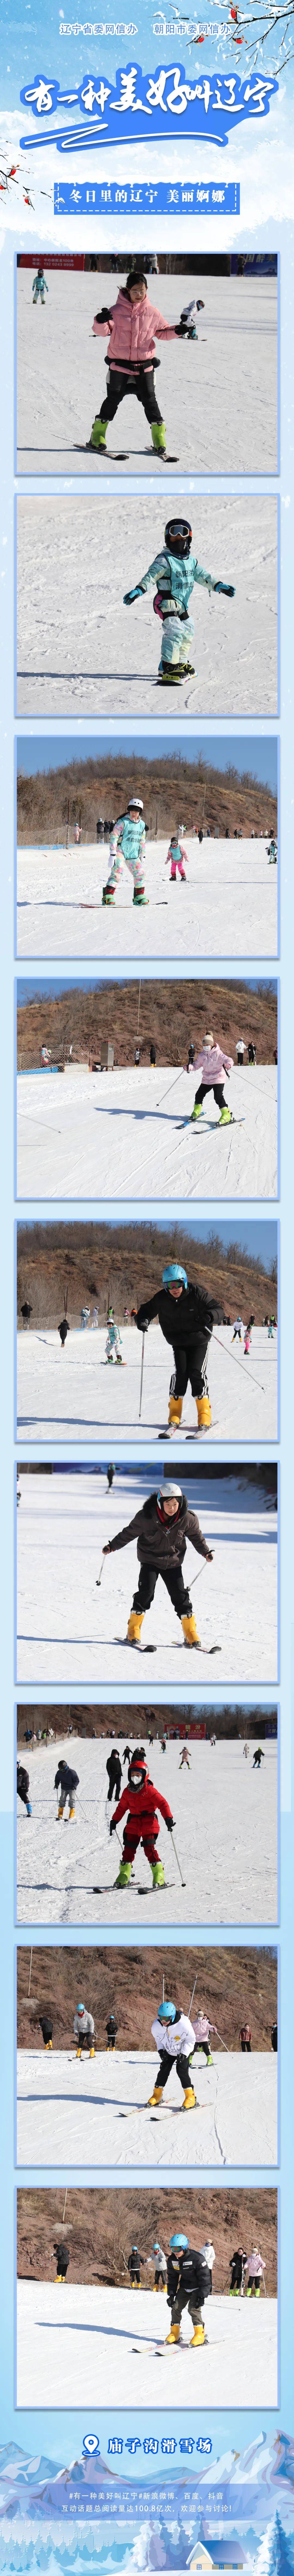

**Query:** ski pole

left=261, top=2267, right=267, bottom=2297
left=190, top=1559, right=212, bottom=1592
left=114, top=1825, right=123, bottom=1853
left=213, top=1330, right=266, bottom=1398
left=96, top=1559, right=105, bottom=1588
left=155, top=1071, right=185, bottom=1110
left=139, top=1332, right=146, bottom=1421
left=213, top=2025, right=229, bottom=2051
left=169, top=1829, right=186, bottom=1889
left=188, top=1975, right=197, bottom=2014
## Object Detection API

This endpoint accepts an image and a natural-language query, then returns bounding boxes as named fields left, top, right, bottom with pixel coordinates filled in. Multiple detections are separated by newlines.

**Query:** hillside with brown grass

left=17, top=2184, right=277, bottom=2292
left=17, top=1940, right=277, bottom=2055
left=17, top=751, right=277, bottom=847
left=16, top=1701, right=277, bottom=1745
left=17, top=977, right=277, bottom=1072
left=17, top=1216, right=278, bottom=1328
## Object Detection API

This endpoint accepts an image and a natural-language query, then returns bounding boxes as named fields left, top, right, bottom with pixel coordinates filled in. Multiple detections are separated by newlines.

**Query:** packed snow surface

left=16, top=1064, right=277, bottom=1203
left=16, top=1466, right=278, bottom=1685
left=17, top=494, right=277, bottom=717
left=16, top=1731, right=278, bottom=1928
left=17, top=2047, right=277, bottom=2170
left=17, top=838, right=278, bottom=962
left=17, top=270, right=278, bottom=479
left=17, top=1325, right=278, bottom=1444
left=17, top=2283, right=278, bottom=2409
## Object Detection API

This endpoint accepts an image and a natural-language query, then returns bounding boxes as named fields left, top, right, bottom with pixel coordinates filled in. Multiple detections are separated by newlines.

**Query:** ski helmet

left=170, top=2234, right=189, bottom=2250
left=131, top=2244, right=138, bottom=2252
left=157, top=2001, right=177, bottom=2024
left=77, top=2003, right=85, bottom=2017
left=157, top=1482, right=182, bottom=1502
left=127, top=796, right=143, bottom=812
left=128, top=1756, right=148, bottom=1791
left=162, top=1263, right=187, bottom=1289
left=164, top=518, right=192, bottom=558
left=153, top=2243, right=161, bottom=2252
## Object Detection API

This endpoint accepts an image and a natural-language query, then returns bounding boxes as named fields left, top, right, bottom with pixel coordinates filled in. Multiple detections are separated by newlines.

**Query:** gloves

left=205, top=1549, right=214, bottom=1563
left=124, top=585, right=144, bottom=604
left=102, top=1543, right=111, bottom=1557
left=166, top=1816, right=175, bottom=1832
left=213, top=581, right=235, bottom=597
left=94, top=305, right=112, bottom=323
left=109, top=1816, right=116, bottom=1835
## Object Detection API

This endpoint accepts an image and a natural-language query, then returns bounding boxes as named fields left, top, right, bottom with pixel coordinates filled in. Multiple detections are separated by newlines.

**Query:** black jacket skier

left=166, top=2244, right=212, bottom=2346
left=103, top=1483, right=212, bottom=1652
left=54, top=2240, right=70, bottom=2280
left=106, top=2012, right=118, bottom=2048
left=128, top=2246, right=145, bottom=2283
left=106, top=1749, right=122, bottom=1802
left=17, top=1761, right=30, bottom=1805
left=134, top=1275, right=222, bottom=1435
left=39, top=2014, right=53, bottom=2048
left=54, top=1760, right=79, bottom=1819
left=58, top=1318, right=70, bottom=1346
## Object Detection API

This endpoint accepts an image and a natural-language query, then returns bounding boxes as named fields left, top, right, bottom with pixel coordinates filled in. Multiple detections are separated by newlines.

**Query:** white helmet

left=158, top=1482, right=182, bottom=1500
left=128, top=796, right=143, bottom=812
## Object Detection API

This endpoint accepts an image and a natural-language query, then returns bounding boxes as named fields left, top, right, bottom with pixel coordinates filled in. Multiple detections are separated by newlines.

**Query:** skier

left=123, top=1743, right=131, bottom=1764
left=247, top=1042, right=256, bottom=1066
left=127, top=2245, right=145, bottom=2286
left=53, top=2240, right=70, bottom=2283
left=271, top=2021, right=278, bottom=2052
left=148, top=1996, right=198, bottom=2111
left=20, top=1301, right=32, bottom=1327
left=73, top=2003, right=95, bottom=2057
left=200, top=2239, right=215, bottom=2291
left=166, top=834, right=189, bottom=883
left=106, top=2012, right=118, bottom=2050
left=236, top=1039, right=245, bottom=1067
left=210, top=1732, right=216, bottom=1747
left=88, top=270, right=195, bottom=457
left=253, top=1746, right=265, bottom=1768
left=153, top=2242, right=167, bottom=2291
left=243, top=1741, right=249, bottom=1758
left=81, top=1307, right=90, bottom=1330
left=229, top=2246, right=247, bottom=2296
left=166, top=2236, right=212, bottom=2348
left=105, top=1319, right=123, bottom=1365
left=179, top=1743, right=190, bottom=1767
left=244, top=1326, right=251, bottom=1355
left=17, top=1760, right=32, bottom=1817
left=32, top=265, right=48, bottom=305
left=239, top=2023, right=252, bottom=2052
left=123, top=517, right=234, bottom=689
left=134, top=1258, right=222, bottom=1435
left=107, top=1464, right=115, bottom=1489
left=102, top=1477, right=213, bottom=1650
left=92, top=1306, right=99, bottom=1328
left=245, top=2249, right=265, bottom=2297
left=109, top=1749, right=174, bottom=1891
left=58, top=1317, right=70, bottom=1347
left=190, top=1032, right=234, bottom=1128
left=106, top=1747, right=122, bottom=1803
left=54, top=1757, right=79, bottom=1821
left=150, top=1044, right=156, bottom=1067
left=268, top=838, right=277, bottom=863
left=192, top=2007, right=217, bottom=2067
left=232, top=1316, right=243, bottom=1343
left=102, top=798, right=146, bottom=909
left=268, top=1315, right=275, bottom=1338
left=39, top=2014, right=53, bottom=2049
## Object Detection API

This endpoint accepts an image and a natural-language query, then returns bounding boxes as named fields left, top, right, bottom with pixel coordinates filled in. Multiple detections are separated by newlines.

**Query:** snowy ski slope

left=17, top=2047, right=277, bottom=2171
left=16, top=1731, right=278, bottom=1928
left=16, top=1466, right=278, bottom=1685
left=16, top=1325, right=278, bottom=1444
left=16, top=1064, right=278, bottom=1203
left=17, top=494, right=277, bottom=719
left=16, top=2282, right=278, bottom=2409
left=16, top=837, right=278, bottom=962
left=17, top=269, right=278, bottom=479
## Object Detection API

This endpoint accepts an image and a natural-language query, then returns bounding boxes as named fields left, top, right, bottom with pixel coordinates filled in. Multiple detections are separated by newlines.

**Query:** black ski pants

left=56, top=2258, right=69, bottom=2279
left=157, top=2049, right=193, bottom=2093
left=195, top=1081, right=225, bottom=1111
left=169, top=1332, right=211, bottom=1402
left=154, top=2267, right=167, bottom=2287
left=133, top=1563, right=192, bottom=1620
left=194, top=2039, right=211, bottom=2062
left=241, top=2040, right=252, bottom=2053
left=100, top=366, right=163, bottom=427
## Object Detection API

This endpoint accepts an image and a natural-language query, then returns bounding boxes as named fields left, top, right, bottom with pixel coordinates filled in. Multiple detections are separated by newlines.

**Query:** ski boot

left=196, top=1396, right=212, bottom=1430
left=57, top=1804, right=64, bottom=1819
left=127, top=1610, right=144, bottom=1645
left=168, top=1394, right=183, bottom=1431
left=151, top=420, right=167, bottom=456
left=191, top=1101, right=203, bottom=1122
left=90, top=2046, right=95, bottom=2058
left=191, top=2323, right=205, bottom=2346
left=182, top=2086, right=196, bottom=2110
left=166, top=2322, right=180, bottom=2344
left=159, top=662, right=183, bottom=687
left=88, top=415, right=107, bottom=451
left=102, top=883, right=115, bottom=905
left=26, top=1803, right=32, bottom=1815
left=76, top=2046, right=82, bottom=2058
left=133, top=883, right=148, bottom=905
left=184, top=661, right=195, bottom=676
left=69, top=1806, right=75, bottom=1820
left=219, top=1104, right=232, bottom=1125
left=152, top=1860, right=165, bottom=1889
left=148, top=2084, right=163, bottom=2107
left=206, top=2052, right=213, bottom=2067
left=181, top=1614, right=200, bottom=1648
left=44, top=2040, right=52, bottom=2051
left=114, top=1860, right=132, bottom=1889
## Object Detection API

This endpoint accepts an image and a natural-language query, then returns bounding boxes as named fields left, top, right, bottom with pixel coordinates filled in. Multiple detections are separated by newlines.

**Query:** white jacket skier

left=73, top=2006, right=95, bottom=2054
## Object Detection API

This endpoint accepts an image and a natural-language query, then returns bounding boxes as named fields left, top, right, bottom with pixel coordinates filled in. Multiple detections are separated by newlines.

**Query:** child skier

left=73, top=2002, right=95, bottom=2058
left=53, top=2240, right=70, bottom=2283
left=54, top=1757, right=79, bottom=1821
left=108, top=1749, right=174, bottom=1890
left=166, top=2237, right=212, bottom=2348
left=32, top=265, right=48, bottom=305
left=244, top=1326, right=251, bottom=1355
left=39, top=2014, right=53, bottom=2050
left=190, top=1033, right=234, bottom=1128
left=229, top=2247, right=247, bottom=2296
left=134, top=1259, right=222, bottom=1435
left=88, top=270, right=196, bottom=458
left=192, top=2008, right=217, bottom=2067
left=102, top=797, right=146, bottom=908
left=149, top=1996, right=198, bottom=2111
left=123, top=516, right=234, bottom=689
left=179, top=1744, right=191, bottom=1767
left=106, top=2012, right=118, bottom=2050
left=153, top=2243, right=167, bottom=2291
left=232, top=1316, right=243, bottom=1343
left=58, top=1316, right=70, bottom=1347
left=16, top=1760, right=32, bottom=1817
left=253, top=1746, right=265, bottom=1768
left=105, top=1320, right=123, bottom=1364
left=239, top=2023, right=252, bottom=2052
left=102, top=1478, right=213, bottom=1649
left=127, top=2245, right=146, bottom=2286
left=81, top=1307, right=90, bottom=1330
left=245, top=2249, right=265, bottom=2297
left=166, top=834, right=189, bottom=882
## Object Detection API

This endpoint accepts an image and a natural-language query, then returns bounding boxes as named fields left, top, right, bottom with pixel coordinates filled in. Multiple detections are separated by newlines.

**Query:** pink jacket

left=192, top=2014, right=216, bottom=2044
left=193, top=1044, right=234, bottom=1086
left=93, top=287, right=177, bottom=370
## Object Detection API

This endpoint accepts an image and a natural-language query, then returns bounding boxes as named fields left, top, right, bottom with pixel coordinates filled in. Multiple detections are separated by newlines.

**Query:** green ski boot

left=191, top=1102, right=203, bottom=1122
left=90, top=415, right=107, bottom=451
left=151, top=420, right=167, bottom=456
left=206, top=2051, right=213, bottom=2066
left=102, top=883, right=115, bottom=905
left=133, top=884, right=148, bottom=906
left=219, top=1104, right=232, bottom=1125
left=115, top=1861, right=131, bottom=1888
left=152, top=1860, right=165, bottom=1889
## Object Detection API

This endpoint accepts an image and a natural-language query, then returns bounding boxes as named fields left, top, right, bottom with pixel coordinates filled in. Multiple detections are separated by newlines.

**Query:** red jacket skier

left=109, top=1749, right=174, bottom=1891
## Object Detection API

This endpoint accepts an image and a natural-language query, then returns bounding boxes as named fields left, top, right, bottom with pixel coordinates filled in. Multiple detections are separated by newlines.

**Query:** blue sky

left=17, top=733, right=278, bottom=793
left=17, top=974, right=277, bottom=1000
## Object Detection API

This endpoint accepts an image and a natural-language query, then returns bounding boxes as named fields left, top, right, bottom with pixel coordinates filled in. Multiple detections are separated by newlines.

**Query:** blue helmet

left=157, top=2000, right=177, bottom=2024
left=170, top=2234, right=189, bottom=2250
left=163, top=1264, right=187, bottom=1289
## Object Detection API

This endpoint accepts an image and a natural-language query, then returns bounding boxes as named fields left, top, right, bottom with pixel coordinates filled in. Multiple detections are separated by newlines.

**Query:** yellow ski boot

left=69, top=1806, right=75, bottom=1820
left=166, top=2322, right=180, bottom=2344
left=76, top=2047, right=81, bottom=2059
left=182, top=2086, right=196, bottom=2110
left=148, top=2084, right=163, bottom=2107
left=44, top=2041, right=52, bottom=2051
left=127, top=1610, right=145, bottom=1645
left=90, top=2046, right=95, bottom=2058
left=57, top=1805, right=64, bottom=1819
left=181, top=1614, right=200, bottom=1648
left=196, top=1396, right=212, bottom=1430
left=168, top=1395, right=183, bottom=1431
left=191, top=2323, right=205, bottom=2347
